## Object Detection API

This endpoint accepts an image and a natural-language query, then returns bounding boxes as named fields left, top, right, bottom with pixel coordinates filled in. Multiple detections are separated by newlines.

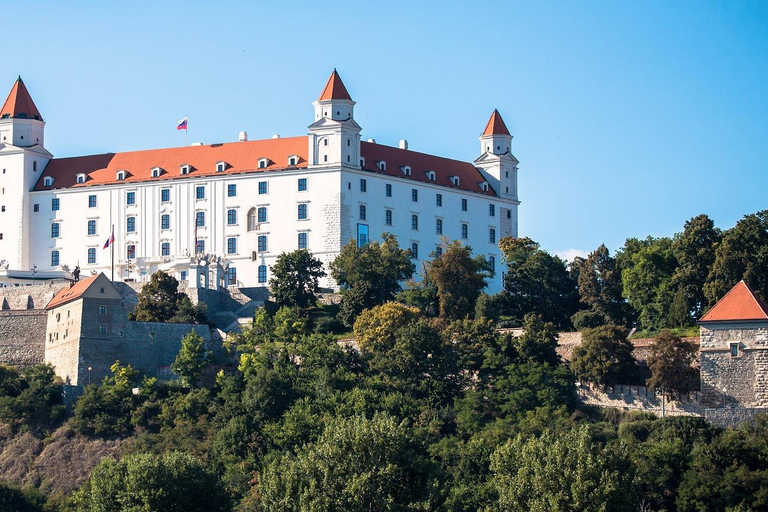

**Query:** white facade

left=0, top=73, right=520, bottom=293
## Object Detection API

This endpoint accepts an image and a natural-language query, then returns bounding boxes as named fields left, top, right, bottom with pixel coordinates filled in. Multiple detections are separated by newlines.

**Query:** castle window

left=385, top=209, right=392, bottom=226
left=161, top=214, right=170, bottom=230
left=227, top=237, right=237, bottom=254
left=490, top=204, right=495, bottom=216
left=51, top=222, right=60, bottom=238
left=216, top=161, right=227, bottom=172
left=289, top=156, right=299, bottom=166
left=730, top=343, right=740, bottom=357
left=258, top=265, right=267, bottom=283
left=196, top=186, right=205, bottom=200
left=76, top=173, right=86, bottom=184
left=257, top=207, right=267, bottom=224
left=258, top=181, right=267, bottom=194
left=360, top=157, right=365, bottom=168
left=461, top=198, right=468, bottom=211
left=298, top=203, right=308, bottom=220
left=436, top=218, right=443, bottom=235
left=258, top=235, right=267, bottom=252
left=195, top=240, right=205, bottom=253
left=127, top=192, right=136, bottom=205
left=51, top=250, right=59, bottom=266
left=116, top=170, right=126, bottom=181
left=127, top=245, right=136, bottom=259
left=161, top=242, right=170, bottom=256
left=33, top=161, right=37, bottom=172
left=151, top=167, right=162, bottom=178
left=228, top=184, right=237, bottom=197
left=99, top=305, right=106, bottom=315
left=481, top=182, right=489, bottom=192
left=228, top=267, right=237, bottom=285
left=87, top=220, right=96, bottom=235
left=180, top=271, right=187, bottom=281
left=401, top=166, right=411, bottom=176
left=357, top=223, right=369, bottom=247
left=386, top=184, right=392, bottom=197
left=43, top=176, right=54, bottom=187
left=435, top=246, right=443, bottom=257
left=426, top=171, right=435, bottom=181
left=88, top=195, right=97, bottom=208
left=196, top=212, right=205, bottom=227
left=52, top=198, right=59, bottom=211
left=180, top=164, right=190, bottom=175
left=227, top=209, right=237, bottom=225
left=411, top=189, right=418, bottom=202
left=451, top=176, right=460, bottom=186
left=489, top=228, right=496, bottom=244
left=489, top=256, right=495, bottom=274
left=298, top=232, right=307, bottom=250
left=360, top=179, right=367, bottom=192
left=507, top=210, right=511, bottom=219
left=411, top=243, right=418, bottom=259
left=378, top=161, right=387, bottom=171
left=88, top=248, right=96, bottom=264
left=161, top=189, right=170, bottom=202
left=258, top=158, right=269, bottom=169
left=359, top=204, right=366, bottom=220
left=461, top=223, right=468, bottom=239
left=298, top=178, right=307, bottom=191
left=34, top=204, right=39, bottom=212
left=324, top=139, right=328, bottom=146
left=247, top=209, right=257, bottom=231
left=127, top=217, right=136, bottom=233
left=436, top=194, right=442, bottom=207
left=411, top=214, right=418, bottom=231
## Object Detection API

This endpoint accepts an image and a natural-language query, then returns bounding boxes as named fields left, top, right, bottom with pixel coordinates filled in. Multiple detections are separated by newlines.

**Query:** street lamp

left=88, top=366, right=92, bottom=386
left=722, top=387, right=727, bottom=408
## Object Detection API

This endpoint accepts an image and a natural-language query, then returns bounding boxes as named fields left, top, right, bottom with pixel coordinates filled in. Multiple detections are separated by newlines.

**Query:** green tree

left=672, top=214, right=721, bottom=319
left=705, top=209, right=768, bottom=306
left=71, top=361, right=138, bottom=437
left=499, top=237, right=578, bottom=328
left=490, top=426, right=635, bottom=512
left=579, top=244, right=628, bottom=326
left=620, top=237, right=678, bottom=329
left=75, top=451, right=230, bottom=512
left=269, top=249, right=326, bottom=309
left=330, top=234, right=415, bottom=327
left=129, top=271, right=206, bottom=324
left=571, top=325, right=637, bottom=386
left=646, top=330, right=698, bottom=399
left=256, top=414, right=438, bottom=511
left=0, top=364, right=65, bottom=434
left=425, top=240, right=490, bottom=320
left=172, top=331, right=208, bottom=388
left=353, top=302, right=420, bottom=353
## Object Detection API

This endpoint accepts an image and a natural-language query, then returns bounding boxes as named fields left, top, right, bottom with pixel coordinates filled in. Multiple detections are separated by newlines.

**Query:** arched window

left=248, top=208, right=258, bottom=231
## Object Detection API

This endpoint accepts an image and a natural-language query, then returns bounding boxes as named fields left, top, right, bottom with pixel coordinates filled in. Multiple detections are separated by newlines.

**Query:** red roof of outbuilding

left=36, top=137, right=308, bottom=190
left=482, top=109, right=510, bottom=136
left=46, top=275, right=101, bottom=309
left=699, top=281, right=768, bottom=322
left=1, top=77, right=43, bottom=121
left=360, top=141, right=496, bottom=196
left=318, top=70, right=352, bottom=101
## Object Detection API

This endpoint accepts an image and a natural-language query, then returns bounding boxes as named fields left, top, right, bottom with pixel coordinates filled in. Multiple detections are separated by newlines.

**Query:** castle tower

left=474, top=109, right=518, bottom=201
left=308, top=69, right=361, bottom=169
left=0, top=77, right=53, bottom=271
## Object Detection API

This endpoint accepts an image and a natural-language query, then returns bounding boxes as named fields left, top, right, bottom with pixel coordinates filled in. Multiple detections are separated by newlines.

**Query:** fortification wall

left=0, top=282, right=64, bottom=310
left=0, top=310, right=46, bottom=367
left=704, top=407, right=768, bottom=429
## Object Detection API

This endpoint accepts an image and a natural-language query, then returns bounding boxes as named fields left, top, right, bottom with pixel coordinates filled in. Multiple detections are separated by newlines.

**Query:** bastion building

left=0, top=71, right=519, bottom=291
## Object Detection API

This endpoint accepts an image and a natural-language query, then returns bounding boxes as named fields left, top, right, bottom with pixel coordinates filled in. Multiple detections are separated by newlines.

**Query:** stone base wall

left=704, top=407, right=768, bottom=429
left=0, top=282, right=64, bottom=310
left=0, top=310, right=46, bottom=367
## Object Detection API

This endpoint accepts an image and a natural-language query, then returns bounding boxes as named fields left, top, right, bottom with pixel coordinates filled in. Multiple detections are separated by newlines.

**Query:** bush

left=313, top=315, right=342, bottom=334
left=571, top=310, right=606, bottom=330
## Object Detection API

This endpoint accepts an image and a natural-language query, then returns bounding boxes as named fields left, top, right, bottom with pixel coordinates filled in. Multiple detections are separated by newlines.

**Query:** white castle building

left=0, top=71, right=519, bottom=292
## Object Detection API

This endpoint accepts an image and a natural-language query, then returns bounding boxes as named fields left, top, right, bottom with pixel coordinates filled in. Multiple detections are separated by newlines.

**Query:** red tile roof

left=46, top=274, right=101, bottom=309
left=360, top=141, right=496, bottom=196
left=482, top=109, right=510, bottom=136
left=700, top=281, right=768, bottom=322
left=1, top=77, right=43, bottom=121
left=36, top=137, right=308, bottom=190
left=318, top=70, right=352, bottom=101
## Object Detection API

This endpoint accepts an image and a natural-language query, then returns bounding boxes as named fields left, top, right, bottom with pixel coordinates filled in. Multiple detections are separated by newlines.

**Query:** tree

left=269, top=249, right=326, bottom=309
left=129, top=271, right=206, bottom=324
left=0, top=364, right=65, bottom=434
left=425, top=240, right=490, bottom=320
left=620, top=237, right=678, bottom=329
left=579, top=244, right=628, bottom=326
left=705, top=209, right=768, bottom=307
left=646, top=330, right=698, bottom=399
left=172, top=331, right=208, bottom=388
left=330, top=234, right=415, bottom=327
left=256, top=414, right=438, bottom=511
left=71, top=361, right=138, bottom=437
left=75, top=451, right=231, bottom=512
left=490, top=426, right=635, bottom=512
left=571, top=325, right=637, bottom=386
left=499, top=237, right=578, bottom=328
left=672, top=214, right=721, bottom=319
left=352, top=302, right=420, bottom=353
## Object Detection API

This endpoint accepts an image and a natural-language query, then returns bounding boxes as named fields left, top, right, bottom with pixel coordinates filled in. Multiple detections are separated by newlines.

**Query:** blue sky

left=5, top=1, right=767, bottom=260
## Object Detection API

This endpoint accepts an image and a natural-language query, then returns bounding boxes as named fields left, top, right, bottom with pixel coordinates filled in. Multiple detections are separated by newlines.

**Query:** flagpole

left=185, top=114, right=188, bottom=147
left=111, top=224, right=114, bottom=282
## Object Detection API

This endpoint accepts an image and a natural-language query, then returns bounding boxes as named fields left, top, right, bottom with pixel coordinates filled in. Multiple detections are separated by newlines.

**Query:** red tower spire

left=0, top=77, right=43, bottom=121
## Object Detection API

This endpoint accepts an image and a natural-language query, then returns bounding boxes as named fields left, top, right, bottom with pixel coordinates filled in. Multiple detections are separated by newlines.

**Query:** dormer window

left=426, top=171, right=436, bottom=181
left=151, top=167, right=163, bottom=178
left=401, top=166, right=411, bottom=176
left=116, top=170, right=126, bottom=181
left=377, top=161, right=386, bottom=171
left=450, top=176, right=460, bottom=186
left=76, top=173, right=86, bottom=184
left=180, top=164, right=190, bottom=175
left=360, top=156, right=365, bottom=168
left=288, top=155, right=298, bottom=166
left=258, top=158, right=269, bottom=169
left=480, top=182, right=489, bottom=192
left=43, top=176, right=54, bottom=187
left=216, top=161, right=227, bottom=173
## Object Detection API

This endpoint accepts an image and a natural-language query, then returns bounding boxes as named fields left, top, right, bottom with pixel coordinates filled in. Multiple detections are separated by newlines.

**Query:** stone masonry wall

left=0, top=310, right=46, bottom=367
left=704, top=407, right=768, bottom=429
left=0, top=282, right=65, bottom=310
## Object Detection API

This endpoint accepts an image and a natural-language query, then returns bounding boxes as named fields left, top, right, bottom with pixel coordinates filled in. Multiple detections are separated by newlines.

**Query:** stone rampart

left=0, top=310, right=46, bottom=367
left=0, top=282, right=65, bottom=310
left=704, top=407, right=768, bottom=429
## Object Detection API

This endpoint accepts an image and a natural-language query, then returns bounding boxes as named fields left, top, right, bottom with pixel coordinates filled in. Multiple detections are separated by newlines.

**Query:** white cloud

left=555, top=248, right=588, bottom=262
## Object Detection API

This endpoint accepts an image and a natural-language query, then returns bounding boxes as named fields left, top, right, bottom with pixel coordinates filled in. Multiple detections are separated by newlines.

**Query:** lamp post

left=31, top=265, right=37, bottom=285
left=88, top=366, right=92, bottom=386
left=722, top=387, right=727, bottom=408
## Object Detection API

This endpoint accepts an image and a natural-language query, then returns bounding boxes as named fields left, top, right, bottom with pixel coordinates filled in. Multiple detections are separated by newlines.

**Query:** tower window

left=411, top=189, right=418, bottom=202
left=411, top=243, right=418, bottom=260
left=436, top=194, right=442, bottom=207
left=127, top=217, right=136, bottom=233
left=227, top=209, right=237, bottom=225
left=489, top=256, right=495, bottom=273
left=258, top=265, right=267, bottom=283
left=161, top=189, right=170, bottom=202
left=88, top=195, right=97, bottom=208
left=43, top=177, right=54, bottom=187
left=386, top=184, right=392, bottom=197
left=258, top=207, right=267, bottom=223
left=436, top=218, right=443, bottom=235
left=196, top=212, right=205, bottom=227
left=51, top=198, right=59, bottom=211
left=228, top=184, right=237, bottom=197
left=161, top=214, right=170, bottom=230
left=87, top=220, right=96, bottom=235
left=227, top=237, right=237, bottom=254
left=385, top=209, right=392, bottom=226
left=51, top=250, right=60, bottom=266
left=411, top=214, right=418, bottom=231
left=88, top=248, right=96, bottom=264
left=298, top=203, right=308, bottom=220
left=161, top=242, right=170, bottom=256
left=298, top=232, right=308, bottom=250
left=461, top=199, right=467, bottom=211
left=359, top=204, right=367, bottom=220
left=32, top=161, right=37, bottom=172
left=127, top=192, right=136, bottom=205
left=51, top=222, right=60, bottom=238
left=196, top=186, right=205, bottom=200
left=461, top=223, right=468, bottom=239
left=360, top=179, right=367, bottom=192
left=489, top=204, right=495, bottom=217
left=217, top=161, right=227, bottom=172
left=730, top=343, right=740, bottom=357
left=76, top=173, right=86, bottom=184
left=489, top=228, right=496, bottom=244
left=258, top=235, right=267, bottom=252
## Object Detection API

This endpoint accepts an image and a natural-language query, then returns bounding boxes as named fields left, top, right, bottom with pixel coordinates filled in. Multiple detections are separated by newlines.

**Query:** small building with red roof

left=699, top=280, right=768, bottom=407
left=0, top=71, right=520, bottom=292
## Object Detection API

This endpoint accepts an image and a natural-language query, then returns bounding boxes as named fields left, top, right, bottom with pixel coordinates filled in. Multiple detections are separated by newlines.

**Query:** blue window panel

left=258, top=182, right=267, bottom=194
left=436, top=218, right=442, bottom=235
left=227, top=184, right=237, bottom=197
left=52, top=198, right=60, bottom=211
left=489, top=204, right=495, bottom=217
left=258, top=235, right=267, bottom=252
left=461, top=198, right=467, bottom=211
left=298, top=203, right=308, bottom=220
left=227, top=209, right=237, bottom=225
left=298, top=178, right=307, bottom=191
left=411, top=189, right=418, bottom=202
left=258, top=207, right=267, bottom=223
left=436, top=194, right=442, bottom=207
left=258, top=265, right=267, bottom=283
left=161, top=214, right=170, bottom=230
left=411, top=214, right=418, bottom=230
left=411, top=243, right=418, bottom=259
left=87, top=220, right=96, bottom=235
left=227, top=237, right=237, bottom=254
left=127, top=245, right=136, bottom=259
left=196, top=212, right=205, bottom=227
left=127, top=217, right=136, bottom=233
left=360, top=179, right=367, bottom=192
left=51, top=223, right=60, bottom=238
left=359, top=205, right=366, bottom=220
left=228, top=267, right=237, bottom=285
left=161, top=242, right=170, bottom=256
left=161, top=189, right=170, bottom=202
left=357, top=223, right=369, bottom=247
left=298, top=232, right=307, bottom=249
left=385, top=209, right=392, bottom=226
left=195, top=240, right=205, bottom=253
left=196, top=186, right=205, bottom=199
left=87, top=248, right=96, bottom=264
left=461, top=223, right=468, bottom=239
left=386, top=184, right=392, bottom=197
left=88, top=195, right=97, bottom=208
left=51, top=250, right=59, bottom=266
left=126, top=192, right=136, bottom=205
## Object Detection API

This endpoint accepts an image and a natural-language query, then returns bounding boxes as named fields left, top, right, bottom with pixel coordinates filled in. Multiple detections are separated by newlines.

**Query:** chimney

left=272, top=134, right=280, bottom=139
left=367, top=138, right=376, bottom=144
left=399, top=139, right=408, bottom=150
left=239, top=131, right=248, bottom=142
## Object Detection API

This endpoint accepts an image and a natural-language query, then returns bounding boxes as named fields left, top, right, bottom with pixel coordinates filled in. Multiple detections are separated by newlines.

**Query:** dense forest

left=1, top=209, right=767, bottom=511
